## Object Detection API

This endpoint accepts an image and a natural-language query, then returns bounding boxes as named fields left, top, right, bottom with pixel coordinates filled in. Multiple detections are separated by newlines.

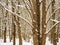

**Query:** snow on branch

left=45, top=21, right=60, bottom=35
left=47, top=7, right=60, bottom=24
left=50, top=19, right=59, bottom=23
left=16, top=4, right=25, bottom=8
left=0, top=2, right=34, bottom=28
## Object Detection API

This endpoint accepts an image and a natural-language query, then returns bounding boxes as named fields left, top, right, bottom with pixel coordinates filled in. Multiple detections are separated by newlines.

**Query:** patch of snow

left=46, top=37, right=53, bottom=45
left=0, top=37, right=60, bottom=45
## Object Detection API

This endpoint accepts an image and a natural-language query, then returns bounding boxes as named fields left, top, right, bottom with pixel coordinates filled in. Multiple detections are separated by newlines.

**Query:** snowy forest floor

left=0, top=37, right=60, bottom=45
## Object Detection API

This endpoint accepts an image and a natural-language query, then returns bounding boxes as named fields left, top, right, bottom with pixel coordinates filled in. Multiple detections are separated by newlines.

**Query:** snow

left=50, top=19, right=60, bottom=23
left=57, top=38, right=60, bottom=45
left=0, top=37, right=60, bottom=45
left=0, top=37, right=33, bottom=45
left=46, top=37, right=53, bottom=45
left=16, top=4, right=25, bottom=8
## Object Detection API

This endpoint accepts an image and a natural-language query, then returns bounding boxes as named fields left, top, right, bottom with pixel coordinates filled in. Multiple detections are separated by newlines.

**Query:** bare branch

left=47, top=7, right=60, bottom=24
left=22, top=0, right=32, bottom=19
left=45, top=21, right=60, bottom=35
left=28, top=0, right=32, bottom=7
left=50, top=19, right=59, bottom=23
left=0, top=2, right=34, bottom=28
left=46, top=0, right=53, bottom=11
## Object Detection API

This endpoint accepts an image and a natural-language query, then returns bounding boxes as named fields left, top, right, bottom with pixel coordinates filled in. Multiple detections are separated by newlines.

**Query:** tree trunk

left=51, top=0, right=57, bottom=45
left=12, top=1, right=16, bottom=45
left=31, top=0, right=39, bottom=45
left=36, top=0, right=41, bottom=45
left=13, top=22, right=16, bottom=45
left=4, top=23, right=6, bottom=42
left=17, top=0, right=22, bottom=45
left=41, top=0, right=46, bottom=45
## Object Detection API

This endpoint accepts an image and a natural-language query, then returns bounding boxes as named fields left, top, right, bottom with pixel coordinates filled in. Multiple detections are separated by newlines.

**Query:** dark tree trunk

left=12, top=16, right=16, bottom=45
left=36, top=0, right=41, bottom=45
left=4, top=23, right=6, bottom=42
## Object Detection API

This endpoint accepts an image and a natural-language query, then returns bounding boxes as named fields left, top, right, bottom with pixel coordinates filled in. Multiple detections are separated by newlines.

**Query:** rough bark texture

left=31, top=0, right=39, bottom=45
left=36, top=0, right=41, bottom=45
left=41, top=0, right=46, bottom=45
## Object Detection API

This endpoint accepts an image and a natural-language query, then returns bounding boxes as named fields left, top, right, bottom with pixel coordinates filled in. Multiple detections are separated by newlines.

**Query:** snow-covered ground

left=46, top=37, right=60, bottom=45
left=0, top=37, right=60, bottom=45
left=0, top=37, right=33, bottom=45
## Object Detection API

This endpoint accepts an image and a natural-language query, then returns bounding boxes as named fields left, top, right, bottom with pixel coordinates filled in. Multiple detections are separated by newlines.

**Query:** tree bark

left=51, top=0, right=57, bottom=45
left=41, top=0, right=46, bottom=45
left=36, top=0, right=41, bottom=45
left=31, top=0, right=39, bottom=45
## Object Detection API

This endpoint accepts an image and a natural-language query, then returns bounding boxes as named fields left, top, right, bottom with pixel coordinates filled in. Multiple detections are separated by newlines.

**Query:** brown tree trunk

left=17, top=19, right=22, bottom=45
left=31, top=0, right=41, bottom=45
left=4, top=10, right=8, bottom=43
left=36, top=0, right=41, bottom=45
left=41, top=0, right=46, bottom=45
left=4, top=23, right=6, bottom=42
left=31, top=0, right=39, bottom=45
left=17, top=0, right=22, bottom=45
left=12, top=1, right=16, bottom=45
left=13, top=16, right=16, bottom=45
left=4, top=0, right=8, bottom=42
left=13, top=22, right=16, bottom=45
left=51, top=0, right=57, bottom=45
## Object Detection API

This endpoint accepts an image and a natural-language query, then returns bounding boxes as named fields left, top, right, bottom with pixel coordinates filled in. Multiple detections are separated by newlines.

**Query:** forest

left=0, top=0, right=60, bottom=45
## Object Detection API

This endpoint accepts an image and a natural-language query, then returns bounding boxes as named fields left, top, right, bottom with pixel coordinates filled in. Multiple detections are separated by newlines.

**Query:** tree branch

left=50, top=19, right=59, bottom=23
left=45, top=21, right=60, bottom=35
left=47, top=7, right=60, bottom=24
left=0, top=2, right=34, bottom=28
left=22, top=0, right=32, bottom=19
left=46, top=0, right=53, bottom=12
